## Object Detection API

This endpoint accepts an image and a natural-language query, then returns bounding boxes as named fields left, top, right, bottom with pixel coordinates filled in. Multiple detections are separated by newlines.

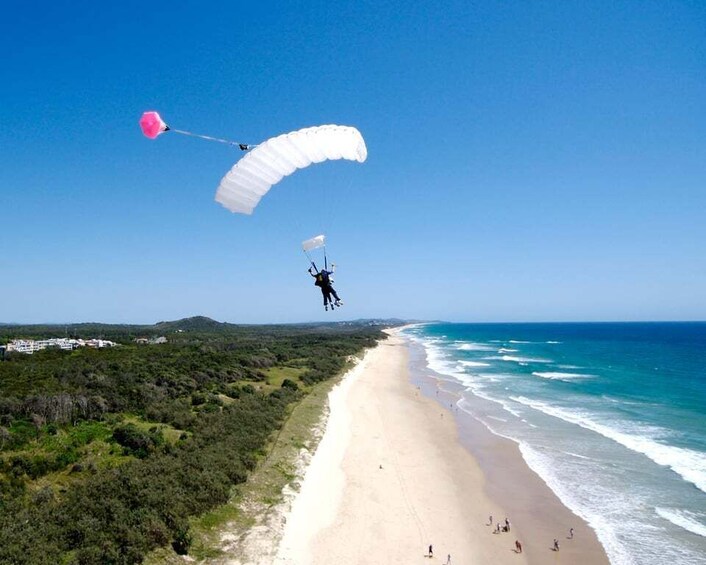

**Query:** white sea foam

left=455, top=342, right=495, bottom=351
left=485, top=355, right=552, bottom=364
left=477, top=374, right=502, bottom=383
left=532, top=371, right=594, bottom=381
left=655, top=507, right=706, bottom=538
left=458, top=384, right=523, bottom=420
left=422, top=339, right=501, bottom=383
left=510, top=396, right=706, bottom=494
left=458, top=360, right=490, bottom=368
left=565, top=451, right=591, bottom=460
left=423, top=344, right=459, bottom=377
left=497, top=347, right=518, bottom=353
left=509, top=340, right=532, bottom=344
left=602, top=395, right=629, bottom=405
left=546, top=341, right=562, bottom=344
left=472, top=383, right=525, bottom=418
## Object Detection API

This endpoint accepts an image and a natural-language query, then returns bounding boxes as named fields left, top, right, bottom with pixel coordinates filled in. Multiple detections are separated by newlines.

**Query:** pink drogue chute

left=139, top=111, right=169, bottom=139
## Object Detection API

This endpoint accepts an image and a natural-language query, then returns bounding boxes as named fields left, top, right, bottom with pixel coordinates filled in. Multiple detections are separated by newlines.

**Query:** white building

left=5, top=337, right=116, bottom=354
left=6, top=340, right=42, bottom=354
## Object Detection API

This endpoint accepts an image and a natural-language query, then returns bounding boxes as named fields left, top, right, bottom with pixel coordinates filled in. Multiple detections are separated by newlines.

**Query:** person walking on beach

left=446, top=554, right=451, bottom=564
left=505, top=517, right=511, bottom=531
left=515, top=540, right=522, bottom=553
left=489, top=515, right=493, bottom=526
left=569, top=527, right=574, bottom=539
left=554, top=538, right=560, bottom=551
left=428, top=544, right=433, bottom=558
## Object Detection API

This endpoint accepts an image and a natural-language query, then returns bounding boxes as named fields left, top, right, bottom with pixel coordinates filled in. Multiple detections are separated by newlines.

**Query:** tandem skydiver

left=308, top=264, right=343, bottom=311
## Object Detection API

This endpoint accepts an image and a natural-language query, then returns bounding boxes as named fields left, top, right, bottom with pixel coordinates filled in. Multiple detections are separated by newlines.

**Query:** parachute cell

left=215, top=125, right=367, bottom=215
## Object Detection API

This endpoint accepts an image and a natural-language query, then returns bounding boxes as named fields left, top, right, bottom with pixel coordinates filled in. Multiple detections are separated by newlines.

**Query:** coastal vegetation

left=0, top=317, right=384, bottom=564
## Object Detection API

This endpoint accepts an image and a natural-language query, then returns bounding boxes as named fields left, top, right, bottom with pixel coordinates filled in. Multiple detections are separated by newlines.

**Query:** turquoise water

left=403, top=322, right=706, bottom=565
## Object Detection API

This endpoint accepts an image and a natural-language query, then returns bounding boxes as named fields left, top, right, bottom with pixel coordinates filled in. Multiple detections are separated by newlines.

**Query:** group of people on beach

left=489, top=515, right=521, bottom=553
left=489, top=515, right=511, bottom=533
left=426, top=519, right=574, bottom=560
left=552, top=527, right=574, bottom=551
left=488, top=513, right=575, bottom=555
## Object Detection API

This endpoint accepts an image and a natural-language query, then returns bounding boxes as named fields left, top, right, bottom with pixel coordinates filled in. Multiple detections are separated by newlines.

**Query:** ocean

left=403, top=322, right=706, bottom=565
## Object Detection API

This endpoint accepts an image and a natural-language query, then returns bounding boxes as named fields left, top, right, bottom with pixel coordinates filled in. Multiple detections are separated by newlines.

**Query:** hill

left=153, top=315, right=229, bottom=333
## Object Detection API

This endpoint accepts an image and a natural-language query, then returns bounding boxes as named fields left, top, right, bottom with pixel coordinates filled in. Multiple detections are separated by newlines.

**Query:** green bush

left=281, top=378, right=299, bottom=391
left=112, top=424, right=163, bottom=459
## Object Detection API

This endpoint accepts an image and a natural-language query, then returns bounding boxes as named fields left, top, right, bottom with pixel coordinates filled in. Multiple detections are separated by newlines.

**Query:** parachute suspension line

left=304, top=249, right=317, bottom=271
left=324, top=245, right=328, bottom=271
left=321, top=168, right=354, bottom=251
left=322, top=180, right=330, bottom=236
left=169, top=128, right=256, bottom=151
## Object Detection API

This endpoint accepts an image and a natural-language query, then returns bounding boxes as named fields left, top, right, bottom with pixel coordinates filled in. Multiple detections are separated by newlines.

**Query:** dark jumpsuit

left=311, top=269, right=340, bottom=306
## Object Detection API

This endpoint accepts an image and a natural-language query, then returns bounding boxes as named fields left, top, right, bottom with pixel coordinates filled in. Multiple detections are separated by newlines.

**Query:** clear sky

left=1, top=0, right=704, bottom=324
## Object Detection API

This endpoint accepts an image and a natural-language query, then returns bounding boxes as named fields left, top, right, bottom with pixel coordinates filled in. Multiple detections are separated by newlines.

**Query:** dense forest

left=0, top=317, right=387, bottom=564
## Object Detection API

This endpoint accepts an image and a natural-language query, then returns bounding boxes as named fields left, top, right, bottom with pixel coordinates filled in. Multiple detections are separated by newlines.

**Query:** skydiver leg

left=328, top=286, right=342, bottom=306
left=329, top=287, right=340, bottom=301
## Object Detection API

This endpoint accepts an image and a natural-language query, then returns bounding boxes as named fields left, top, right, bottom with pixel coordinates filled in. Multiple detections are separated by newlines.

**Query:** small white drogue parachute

left=302, top=234, right=326, bottom=252
left=215, top=125, right=367, bottom=215
left=302, top=234, right=328, bottom=273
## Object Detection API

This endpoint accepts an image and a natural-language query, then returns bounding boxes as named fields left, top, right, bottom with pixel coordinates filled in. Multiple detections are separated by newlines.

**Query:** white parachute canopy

left=215, top=124, right=367, bottom=214
left=302, top=234, right=325, bottom=252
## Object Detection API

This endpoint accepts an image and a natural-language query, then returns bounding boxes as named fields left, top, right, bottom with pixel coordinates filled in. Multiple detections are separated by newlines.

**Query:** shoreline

left=274, top=330, right=609, bottom=563
left=405, top=333, right=609, bottom=564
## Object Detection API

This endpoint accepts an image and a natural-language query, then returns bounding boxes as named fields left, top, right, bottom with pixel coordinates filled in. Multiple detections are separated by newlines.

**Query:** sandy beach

left=275, top=331, right=609, bottom=564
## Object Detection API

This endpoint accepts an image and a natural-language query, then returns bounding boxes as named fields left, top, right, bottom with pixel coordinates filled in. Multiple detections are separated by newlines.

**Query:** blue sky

left=1, top=0, right=704, bottom=324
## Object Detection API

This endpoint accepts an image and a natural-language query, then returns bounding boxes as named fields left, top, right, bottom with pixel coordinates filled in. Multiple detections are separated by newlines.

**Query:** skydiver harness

left=314, top=271, right=330, bottom=287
